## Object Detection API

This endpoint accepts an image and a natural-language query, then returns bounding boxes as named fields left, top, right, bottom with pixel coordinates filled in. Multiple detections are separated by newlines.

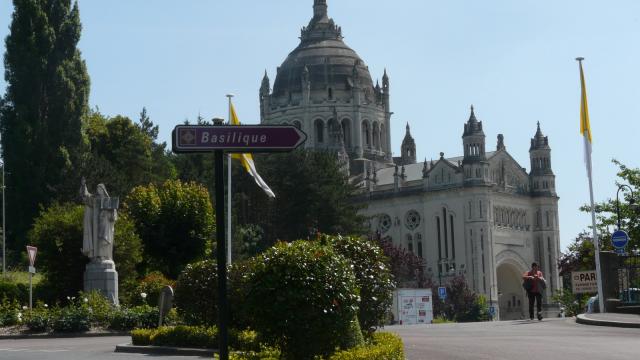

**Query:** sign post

left=172, top=122, right=306, bottom=360
left=438, top=286, right=447, bottom=301
left=612, top=230, right=629, bottom=254
left=26, top=245, right=37, bottom=310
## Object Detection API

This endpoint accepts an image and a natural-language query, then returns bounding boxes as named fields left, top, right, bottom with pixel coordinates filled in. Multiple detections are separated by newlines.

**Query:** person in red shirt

left=523, top=262, right=546, bottom=320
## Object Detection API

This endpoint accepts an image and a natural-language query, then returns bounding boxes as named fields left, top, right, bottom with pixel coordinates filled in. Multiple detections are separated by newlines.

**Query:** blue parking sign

left=438, top=286, right=447, bottom=300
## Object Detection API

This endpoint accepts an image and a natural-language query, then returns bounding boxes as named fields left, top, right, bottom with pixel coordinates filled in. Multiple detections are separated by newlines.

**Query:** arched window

left=341, top=118, right=351, bottom=147
left=407, top=234, right=413, bottom=253
left=292, top=120, right=302, bottom=130
left=315, top=119, right=324, bottom=143
left=372, top=122, right=379, bottom=149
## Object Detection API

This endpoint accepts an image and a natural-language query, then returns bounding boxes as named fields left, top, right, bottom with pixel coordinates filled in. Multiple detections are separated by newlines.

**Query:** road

left=387, top=317, right=640, bottom=360
left=0, top=336, right=197, bottom=360
left=1, top=319, right=639, bottom=359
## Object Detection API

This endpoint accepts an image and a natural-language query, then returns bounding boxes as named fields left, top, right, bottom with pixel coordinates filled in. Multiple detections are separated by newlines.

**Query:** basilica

left=259, top=0, right=561, bottom=320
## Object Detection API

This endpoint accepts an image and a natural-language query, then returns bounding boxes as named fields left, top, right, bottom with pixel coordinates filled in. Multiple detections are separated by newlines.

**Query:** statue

left=80, top=178, right=120, bottom=305
left=81, top=178, right=118, bottom=261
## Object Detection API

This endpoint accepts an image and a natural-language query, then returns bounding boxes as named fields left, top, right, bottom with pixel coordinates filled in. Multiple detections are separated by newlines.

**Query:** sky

left=1, top=0, right=639, bottom=251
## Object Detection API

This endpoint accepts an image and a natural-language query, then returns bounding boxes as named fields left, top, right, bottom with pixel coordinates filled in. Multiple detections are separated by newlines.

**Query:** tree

left=27, top=203, right=142, bottom=302
left=376, top=236, right=430, bottom=288
left=233, top=150, right=365, bottom=246
left=81, top=109, right=175, bottom=198
left=124, top=180, right=215, bottom=278
left=0, top=0, right=90, bottom=256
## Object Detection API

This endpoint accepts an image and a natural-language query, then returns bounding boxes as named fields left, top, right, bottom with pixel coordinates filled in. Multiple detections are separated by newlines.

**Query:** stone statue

left=80, top=178, right=120, bottom=305
left=81, top=178, right=118, bottom=261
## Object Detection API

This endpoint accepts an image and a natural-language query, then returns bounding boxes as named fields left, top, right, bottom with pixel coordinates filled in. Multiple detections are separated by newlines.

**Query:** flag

left=229, top=102, right=276, bottom=198
left=578, top=60, right=592, bottom=177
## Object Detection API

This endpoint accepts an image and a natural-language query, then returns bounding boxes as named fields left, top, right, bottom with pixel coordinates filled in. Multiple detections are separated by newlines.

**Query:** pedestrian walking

left=522, top=262, right=546, bottom=321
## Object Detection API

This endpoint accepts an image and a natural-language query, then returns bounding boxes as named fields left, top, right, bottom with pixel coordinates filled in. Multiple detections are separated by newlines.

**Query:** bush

left=434, top=276, right=488, bottom=322
left=132, top=272, right=176, bottom=307
left=0, top=278, right=29, bottom=304
left=244, top=241, right=361, bottom=360
left=552, top=289, right=590, bottom=316
left=51, top=306, right=90, bottom=332
left=109, top=305, right=161, bottom=330
left=327, top=235, right=395, bottom=333
left=131, top=326, right=260, bottom=352
left=226, top=332, right=404, bottom=360
left=28, top=203, right=142, bottom=301
left=174, top=259, right=217, bottom=326
left=0, top=297, right=22, bottom=326
left=328, top=332, right=404, bottom=360
left=24, top=304, right=52, bottom=332
left=125, top=180, right=215, bottom=278
left=80, top=290, right=115, bottom=326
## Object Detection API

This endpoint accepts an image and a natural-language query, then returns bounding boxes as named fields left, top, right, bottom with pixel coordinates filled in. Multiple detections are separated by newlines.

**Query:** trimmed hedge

left=226, top=332, right=404, bottom=360
left=328, top=332, right=404, bottom=360
left=131, top=326, right=260, bottom=352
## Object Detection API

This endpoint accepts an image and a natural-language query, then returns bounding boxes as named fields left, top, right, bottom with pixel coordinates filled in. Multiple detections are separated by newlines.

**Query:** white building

left=260, top=0, right=561, bottom=320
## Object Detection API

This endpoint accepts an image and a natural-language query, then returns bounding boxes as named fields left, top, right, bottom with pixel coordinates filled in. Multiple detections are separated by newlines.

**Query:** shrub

left=131, top=325, right=260, bottom=352
left=109, top=305, right=160, bottom=330
left=28, top=203, right=142, bottom=301
left=174, top=259, right=217, bottom=326
left=51, top=306, right=90, bottom=332
left=327, top=235, right=395, bottom=333
left=0, top=278, right=29, bottom=304
left=24, top=304, right=52, bottom=332
left=151, top=325, right=218, bottom=348
left=433, top=276, right=488, bottom=322
left=125, top=180, right=215, bottom=278
left=132, top=272, right=176, bottom=307
left=0, top=297, right=22, bottom=326
left=328, top=332, right=405, bottom=360
left=244, top=241, right=361, bottom=360
left=79, top=290, right=114, bottom=326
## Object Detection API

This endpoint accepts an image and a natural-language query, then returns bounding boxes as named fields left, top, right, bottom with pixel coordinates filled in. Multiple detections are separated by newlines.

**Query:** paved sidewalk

left=576, top=312, right=640, bottom=328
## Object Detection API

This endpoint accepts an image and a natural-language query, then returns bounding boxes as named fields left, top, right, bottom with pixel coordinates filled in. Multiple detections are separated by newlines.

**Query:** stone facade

left=261, top=0, right=561, bottom=320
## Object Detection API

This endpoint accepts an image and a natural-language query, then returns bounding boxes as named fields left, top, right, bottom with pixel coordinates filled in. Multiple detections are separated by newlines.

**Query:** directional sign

left=612, top=230, right=629, bottom=249
left=438, top=286, right=447, bottom=300
left=26, top=245, right=37, bottom=267
left=172, top=125, right=307, bottom=153
left=489, top=306, right=496, bottom=317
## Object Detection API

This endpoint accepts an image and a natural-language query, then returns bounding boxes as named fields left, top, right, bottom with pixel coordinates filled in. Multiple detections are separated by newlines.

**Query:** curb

left=576, top=314, right=640, bottom=329
left=115, top=343, right=217, bottom=356
left=0, top=331, right=130, bottom=340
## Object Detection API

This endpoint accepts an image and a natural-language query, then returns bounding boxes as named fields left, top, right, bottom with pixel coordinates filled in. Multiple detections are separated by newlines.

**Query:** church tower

left=260, top=0, right=393, bottom=175
left=529, top=122, right=556, bottom=196
left=462, top=106, right=490, bottom=184
left=399, top=123, right=416, bottom=165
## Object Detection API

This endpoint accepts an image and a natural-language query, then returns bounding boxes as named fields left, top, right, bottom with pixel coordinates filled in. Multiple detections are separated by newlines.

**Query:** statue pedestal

left=84, top=260, right=119, bottom=305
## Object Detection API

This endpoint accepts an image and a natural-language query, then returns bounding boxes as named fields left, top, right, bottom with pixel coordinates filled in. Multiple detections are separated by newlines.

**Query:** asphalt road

left=0, top=336, right=196, bottom=360
left=387, top=317, right=640, bottom=360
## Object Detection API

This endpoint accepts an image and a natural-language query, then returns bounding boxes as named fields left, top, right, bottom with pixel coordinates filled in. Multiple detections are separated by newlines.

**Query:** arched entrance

left=497, top=262, right=526, bottom=320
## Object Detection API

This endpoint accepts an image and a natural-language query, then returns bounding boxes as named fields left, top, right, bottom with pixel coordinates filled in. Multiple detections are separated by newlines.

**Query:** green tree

left=124, top=180, right=215, bottom=278
left=0, top=0, right=90, bottom=256
left=81, top=109, right=175, bottom=198
left=27, top=203, right=142, bottom=301
left=234, top=150, right=364, bottom=246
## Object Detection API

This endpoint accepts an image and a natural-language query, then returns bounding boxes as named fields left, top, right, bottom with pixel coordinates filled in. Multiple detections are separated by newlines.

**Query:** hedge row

left=131, top=325, right=260, bottom=352
left=226, top=332, right=404, bottom=360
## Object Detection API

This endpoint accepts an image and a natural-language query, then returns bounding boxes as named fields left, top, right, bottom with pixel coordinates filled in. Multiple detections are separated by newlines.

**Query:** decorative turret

left=529, top=122, right=555, bottom=195
left=400, top=123, right=416, bottom=165
left=259, top=70, right=270, bottom=121
left=301, top=0, right=342, bottom=42
left=382, top=69, right=390, bottom=109
left=462, top=105, right=486, bottom=163
left=462, top=105, right=489, bottom=184
left=497, top=134, right=505, bottom=151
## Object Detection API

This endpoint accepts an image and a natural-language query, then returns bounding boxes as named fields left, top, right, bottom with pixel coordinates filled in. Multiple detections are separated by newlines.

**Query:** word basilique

left=200, top=131, right=268, bottom=146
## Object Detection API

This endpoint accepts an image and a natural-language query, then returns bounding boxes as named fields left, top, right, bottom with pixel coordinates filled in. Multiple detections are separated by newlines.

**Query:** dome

left=271, top=1, right=376, bottom=102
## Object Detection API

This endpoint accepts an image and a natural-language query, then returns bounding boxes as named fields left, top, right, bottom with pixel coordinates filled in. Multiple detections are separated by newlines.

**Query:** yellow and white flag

left=578, top=60, right=592, bottom=178
left=229, top=102, right=276, bottom=198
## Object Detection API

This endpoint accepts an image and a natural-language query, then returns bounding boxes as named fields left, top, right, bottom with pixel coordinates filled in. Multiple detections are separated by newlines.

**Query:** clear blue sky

left=1, top=0, right=639, bottom=251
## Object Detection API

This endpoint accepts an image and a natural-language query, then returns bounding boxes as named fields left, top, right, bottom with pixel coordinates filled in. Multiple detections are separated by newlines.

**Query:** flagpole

left=576, top=57, right=605, bottom=313
left=226, top=94, right=234, bottom=265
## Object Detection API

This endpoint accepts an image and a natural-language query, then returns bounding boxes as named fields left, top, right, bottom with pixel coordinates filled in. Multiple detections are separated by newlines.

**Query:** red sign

left=172, top=125, right=307, bottom=153
left=26, top=245, right=37, bottom=267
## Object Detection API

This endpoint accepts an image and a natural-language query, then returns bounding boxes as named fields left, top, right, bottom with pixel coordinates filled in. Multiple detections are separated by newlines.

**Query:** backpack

left=522, top=278, right=533, bottom=292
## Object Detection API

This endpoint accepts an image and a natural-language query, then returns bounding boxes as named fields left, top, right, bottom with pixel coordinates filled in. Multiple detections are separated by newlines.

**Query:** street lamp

left=616, top=184, right=637, bottom=230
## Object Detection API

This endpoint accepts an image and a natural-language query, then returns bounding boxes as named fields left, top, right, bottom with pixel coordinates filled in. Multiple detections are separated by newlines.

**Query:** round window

left=405, top=210, right=421, bottom=230
left=378, top=214, right=392, bottom=233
